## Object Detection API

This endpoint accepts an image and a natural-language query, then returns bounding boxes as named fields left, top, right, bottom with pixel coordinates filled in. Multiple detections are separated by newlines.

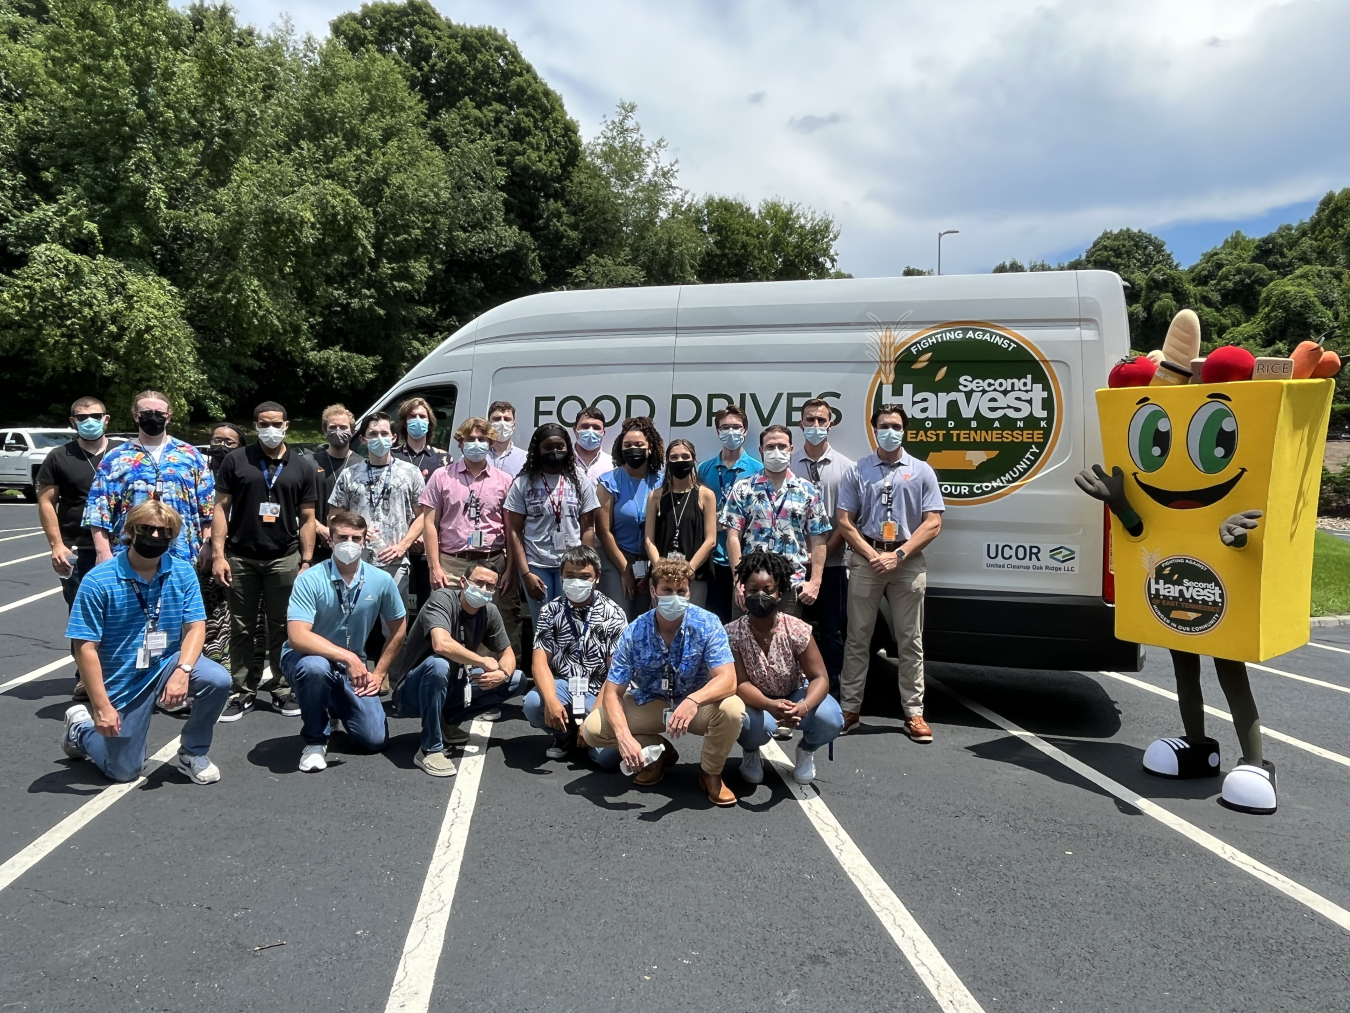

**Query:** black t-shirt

left=216, top=444, right=318, bottom=560
left=390, top=587, right=509, bottom=692
left=392, top=444, right=449, bottom=484
left=36, top=441, right=106, bottom=548
left=309, top=448, right=357, bottom=525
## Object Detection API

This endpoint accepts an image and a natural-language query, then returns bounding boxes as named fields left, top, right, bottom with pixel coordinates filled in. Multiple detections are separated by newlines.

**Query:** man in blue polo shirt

left=582, top=558, right=745, bottom=806
left=62, top=501, right=232, bottom=784
left=280, top=509, right=407, bottom=773
left=696, top=405, right=763, bottom=622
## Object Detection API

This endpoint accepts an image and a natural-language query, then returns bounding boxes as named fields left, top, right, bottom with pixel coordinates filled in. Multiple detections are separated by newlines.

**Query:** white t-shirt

left=504, top=471, right=601, bottom=568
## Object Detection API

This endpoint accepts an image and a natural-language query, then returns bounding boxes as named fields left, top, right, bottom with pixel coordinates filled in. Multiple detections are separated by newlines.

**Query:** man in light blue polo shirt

left=835, top=403, right=945, bottom=741
left=280, top=509, right=407, bottom=773
left=62, top=501, right=232, bottom=784
left=582, top=558, right=745, bottom=806
left=696, top=405, right=763, bottom=622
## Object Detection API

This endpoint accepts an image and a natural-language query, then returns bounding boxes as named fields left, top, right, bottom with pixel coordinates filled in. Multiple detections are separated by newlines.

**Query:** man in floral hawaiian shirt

left=719, top=425, right=829, bottom=618
left=85, top=390, right=215, bottom=565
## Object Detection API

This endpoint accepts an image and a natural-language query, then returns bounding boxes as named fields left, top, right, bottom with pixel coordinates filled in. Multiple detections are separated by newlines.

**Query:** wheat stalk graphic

left=868, top=311, right=913, bottom=383
left=1141, top=547, right=1163, bottom=576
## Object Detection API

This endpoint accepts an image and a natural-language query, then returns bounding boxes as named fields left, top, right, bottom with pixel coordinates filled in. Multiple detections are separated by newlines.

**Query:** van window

left=375, top=384, right=458, bottom=452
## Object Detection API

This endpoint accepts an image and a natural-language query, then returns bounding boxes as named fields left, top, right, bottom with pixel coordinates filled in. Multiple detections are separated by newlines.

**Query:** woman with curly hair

left=597, top=417, right=663, bottom=619
left=505, top=424, right=600, bottom=623
left=727, top=548, right=843, bottom=787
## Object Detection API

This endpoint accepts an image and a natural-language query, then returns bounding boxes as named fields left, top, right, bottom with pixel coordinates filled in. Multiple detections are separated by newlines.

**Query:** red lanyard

left=545, top=475, right=566, bottom=527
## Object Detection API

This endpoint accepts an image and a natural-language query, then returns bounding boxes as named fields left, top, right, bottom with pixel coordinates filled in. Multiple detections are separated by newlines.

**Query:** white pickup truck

left=0, top=428, right=78, bottom=501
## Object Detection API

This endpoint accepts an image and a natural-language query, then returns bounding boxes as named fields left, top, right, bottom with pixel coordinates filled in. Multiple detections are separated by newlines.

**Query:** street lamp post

left=937, top=229, right=959, bottom=275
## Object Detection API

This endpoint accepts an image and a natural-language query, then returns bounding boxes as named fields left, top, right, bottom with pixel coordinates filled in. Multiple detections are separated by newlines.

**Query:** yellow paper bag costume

left=1095, top=378, right=1333, bottom=662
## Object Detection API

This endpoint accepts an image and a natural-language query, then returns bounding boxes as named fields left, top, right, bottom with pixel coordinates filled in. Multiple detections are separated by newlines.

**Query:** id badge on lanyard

left=569, top=674, right=588, bottom=716
left=134, top=577, right=167, bottom=669
left=661, top=661, right=674, bottom=727
left=547, top=475, right=567, bottom=550
left=467, top=490, right=486, bottom=548
left=881, top=472, right=898, bottom=543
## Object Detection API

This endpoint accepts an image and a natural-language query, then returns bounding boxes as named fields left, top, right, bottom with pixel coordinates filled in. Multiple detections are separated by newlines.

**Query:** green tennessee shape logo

left=877, top=324, right=1059, bottom=504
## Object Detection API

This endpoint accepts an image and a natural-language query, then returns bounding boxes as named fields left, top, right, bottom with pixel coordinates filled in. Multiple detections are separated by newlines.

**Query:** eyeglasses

left=137, top=410, right=170, bottom=421
left=468, top=576, right=497, bottom=590
left=209, top=437, right=240, bottom=448
left=717, top=425, right=745, bottom=433
left=73, top=412, right=107, bottom=422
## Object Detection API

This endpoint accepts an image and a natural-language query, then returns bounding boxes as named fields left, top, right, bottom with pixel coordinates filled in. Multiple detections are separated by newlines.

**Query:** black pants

left=802, top=565, right=847, bottom=698
left=707, top=563, right=735, bottom=623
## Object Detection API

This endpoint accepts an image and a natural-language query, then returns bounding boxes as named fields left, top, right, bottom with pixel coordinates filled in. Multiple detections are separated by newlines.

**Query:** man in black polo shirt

left=309, top=403, right=357, bottom=564
left=37, top=395, right=112, bottom=702
left=212, top=401, right=318, bottom=720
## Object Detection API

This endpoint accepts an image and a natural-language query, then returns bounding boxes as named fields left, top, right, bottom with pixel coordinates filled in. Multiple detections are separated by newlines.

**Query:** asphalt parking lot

left=2, top=499, right=1348, bottom=1013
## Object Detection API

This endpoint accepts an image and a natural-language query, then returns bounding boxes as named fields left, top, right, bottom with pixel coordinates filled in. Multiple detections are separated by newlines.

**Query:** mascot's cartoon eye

left=1128, top=403, right=1171, bottom=473
left=1187, top=401, right=1238, bottom=474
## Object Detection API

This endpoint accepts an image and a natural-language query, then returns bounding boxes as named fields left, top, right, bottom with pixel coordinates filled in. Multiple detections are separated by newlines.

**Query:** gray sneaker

left=176, top=750, right=221, bottom=784
left=414, top=749, right=457, bottom=777
left=62, top=705, right=91, bottom=759
left=772, top=724, right=794, bottom=740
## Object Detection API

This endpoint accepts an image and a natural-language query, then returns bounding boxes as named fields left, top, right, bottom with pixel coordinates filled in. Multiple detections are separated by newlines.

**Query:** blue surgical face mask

left=803, top=426, right=829, bottom=446
left=77, top=417, right=106, bottom=440
left=366, top=435, right=394, bottom=458
left=575, top=428, right=603, bottom=451
left=656, top=594, right=690, bottom=621
left=406, top=417, right=429, bottom=439
left=461, top=440, right=489, bottom=462
left=463, top=583, right=495, bottom=608
left=717, top=428, right=746, bottom=450
left=876, top=427, right=904, bottom=452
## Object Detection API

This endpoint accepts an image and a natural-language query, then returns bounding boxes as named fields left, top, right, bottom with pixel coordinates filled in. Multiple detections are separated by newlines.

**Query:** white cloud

left=223, top=1, right=1350, bottom=275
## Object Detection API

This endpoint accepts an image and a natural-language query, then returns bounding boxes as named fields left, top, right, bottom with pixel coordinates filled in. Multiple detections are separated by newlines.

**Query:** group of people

left=40, top=389, right=944, bottom=806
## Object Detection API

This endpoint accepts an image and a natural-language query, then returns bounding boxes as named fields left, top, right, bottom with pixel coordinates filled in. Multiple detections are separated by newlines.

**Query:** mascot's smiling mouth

left=1134, top=468, right=1246, bottom=509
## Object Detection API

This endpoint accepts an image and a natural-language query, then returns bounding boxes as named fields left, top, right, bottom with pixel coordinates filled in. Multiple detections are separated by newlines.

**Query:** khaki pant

left=226, top=551, right=300, bottom=700
left=440, top=551, right=521, bottom=656
left=583, top=693, right=746, bottom=776
left=840, top=550, right=926, bottom=717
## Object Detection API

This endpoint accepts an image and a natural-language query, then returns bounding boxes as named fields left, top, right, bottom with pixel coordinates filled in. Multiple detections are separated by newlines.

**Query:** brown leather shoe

left=633, top=740, right=676, bottom=785
left=904, top=715, right=933, bottom=743
left=840, top=710, right=861, bottom=735
left=699, top=773, right=738, bottom=806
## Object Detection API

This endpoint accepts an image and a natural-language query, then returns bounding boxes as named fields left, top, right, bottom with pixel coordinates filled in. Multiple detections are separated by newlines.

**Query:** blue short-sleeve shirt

left=696, top=452, right=763, bottom=567
left=837, top=450, right=945, bottom=542
left=66, top=553, right=206, bottom=711
left=606, top=605, right=734, bottom=706
left=282, top=560, right=406, bottom=664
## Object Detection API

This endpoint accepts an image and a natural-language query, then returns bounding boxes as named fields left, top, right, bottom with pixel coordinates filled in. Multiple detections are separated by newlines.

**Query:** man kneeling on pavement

left=387, top=560, right=520, bottom=776
left=63, top=501, right=231, bottom=784
left=582, top=557, right=745, bottom=806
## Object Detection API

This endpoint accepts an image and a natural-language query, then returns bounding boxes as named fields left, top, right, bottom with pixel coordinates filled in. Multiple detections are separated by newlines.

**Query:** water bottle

left=620, top=743, right=666, bottom=776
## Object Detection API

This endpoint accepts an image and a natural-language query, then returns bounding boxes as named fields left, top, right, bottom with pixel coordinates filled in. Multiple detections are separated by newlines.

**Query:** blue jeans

left=393, top=656, right=461, bottom=753
left=739, top=687, right=845, bottom=753
left=524, top=565, right=562, bottom=624
left=280, top=652, right=388, bottom=751
left=522, top=682, right=621, bottom=769
left=72, top=652, right=231, bottom=783
left=803, top=565, right=848, bottom=696
left=441, top=660, right=524, bottom=724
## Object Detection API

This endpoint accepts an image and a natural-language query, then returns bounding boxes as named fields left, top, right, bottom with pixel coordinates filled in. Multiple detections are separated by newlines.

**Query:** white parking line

left=0, top=531, right=43, bottom=544
left=0, top=656, right=75, bottom=693
left=0, top=527, right=40, bottom=534
left=1100, top=670, right=1350, bottom=769
left=384, top=717, right=495, bottom=1013
left=932, top=678, right=1350, bottom=935
left=0, top=552, right=47, bottom=568
left=1249, top=662, right=1350, bottom=695
left=0, top=736, right=181, bottom=892
left=1307, top=641, right=1350, bottom=656
left=0, top=586, right=61, bottom=614
left=761, top=740, right=985, bottom=1013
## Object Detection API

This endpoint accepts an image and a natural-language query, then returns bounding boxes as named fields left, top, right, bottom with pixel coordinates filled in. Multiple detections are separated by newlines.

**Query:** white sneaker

left=772, top=724, right=794, bottom=740
left=62, top=705, right=91, bottom=759
left=176, top=751, right=221, bottom=784
left=793, top=743, right=817, bottom=784
left=739, top=747, right=764, bottom=785
left=480, top=709, right=503, bottom=722
left=298, top=744, right=328, bottom=773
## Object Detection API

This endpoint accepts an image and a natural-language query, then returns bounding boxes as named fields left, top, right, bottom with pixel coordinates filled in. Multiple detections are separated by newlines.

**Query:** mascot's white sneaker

left=1220, top=760, right=1277, bottom=815
left=1142, top=736, right=1221, bottom=778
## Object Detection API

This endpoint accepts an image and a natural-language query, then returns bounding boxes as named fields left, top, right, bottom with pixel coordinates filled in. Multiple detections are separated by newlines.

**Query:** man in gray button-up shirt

left=834, top=403, right=944, bottom=741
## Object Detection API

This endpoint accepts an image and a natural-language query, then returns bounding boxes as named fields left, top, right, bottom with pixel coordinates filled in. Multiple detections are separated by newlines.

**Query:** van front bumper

left=922, top=588, right=1144, bottom=672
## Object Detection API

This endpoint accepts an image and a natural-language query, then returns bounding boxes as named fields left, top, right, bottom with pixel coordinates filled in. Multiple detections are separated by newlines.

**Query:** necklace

left=750, top=616, right=777, bottom=652
left=668, top=489, right=693, bottom=552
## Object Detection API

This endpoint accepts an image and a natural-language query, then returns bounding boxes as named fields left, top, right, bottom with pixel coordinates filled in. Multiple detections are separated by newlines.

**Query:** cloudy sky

left=225, top=0, right=1350, bottom=277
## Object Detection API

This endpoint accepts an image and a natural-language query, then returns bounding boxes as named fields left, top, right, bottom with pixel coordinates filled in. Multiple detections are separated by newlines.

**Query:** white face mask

left=656, top=594, right=690, bottom=620
left=490, top=420, right=514, bottom=442
left=762, top=448, right=792, bottom=473
left=461, top=440, right=489, bottom=462
left=332, top=540, right=363, bottom=565
left=563, top=577, right=596, bottom=603
left=257, top=425, right=286, bottom=449
left=463, top=583, right=495, bottom=608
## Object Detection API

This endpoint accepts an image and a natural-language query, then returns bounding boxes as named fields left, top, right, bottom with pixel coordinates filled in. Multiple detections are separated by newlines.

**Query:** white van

left=367, top=270, right=1144, bottom=672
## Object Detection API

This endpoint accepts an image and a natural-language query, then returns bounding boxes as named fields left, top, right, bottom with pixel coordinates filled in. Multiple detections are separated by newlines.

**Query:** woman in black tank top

left=644, top=439, right=718, bottom=606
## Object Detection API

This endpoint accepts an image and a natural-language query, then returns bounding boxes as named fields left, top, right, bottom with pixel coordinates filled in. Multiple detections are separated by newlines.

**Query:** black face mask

left=207, top=445, right=229, bottom=469
left=622, top=447, right=649, bottom=468
left=667, top=459, right=694, bottom=479
left=133, top=532, right=172, bottom=558
left=541, top=449, right=569, bottom=469
left=744, top=591, right=779, bottom=619
left=138, top=413, right=168, bottom=437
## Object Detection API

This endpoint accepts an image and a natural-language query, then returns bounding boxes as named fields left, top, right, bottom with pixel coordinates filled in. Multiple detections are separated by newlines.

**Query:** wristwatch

left=176, top=662, right=193, bottom=675
left=301, top=558, right=313, bottom=565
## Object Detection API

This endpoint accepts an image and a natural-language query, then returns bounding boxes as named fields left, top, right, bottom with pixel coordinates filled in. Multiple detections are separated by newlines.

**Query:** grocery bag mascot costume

left=1078, top=310, right=1338, bottom=814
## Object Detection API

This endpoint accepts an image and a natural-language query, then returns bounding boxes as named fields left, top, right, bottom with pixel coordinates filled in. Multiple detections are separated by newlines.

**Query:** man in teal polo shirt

left=62, top=501, right=232, bottom=784
left=280, top=509, right=407, bottom=773
left=695, top=405, right=763, bottom=621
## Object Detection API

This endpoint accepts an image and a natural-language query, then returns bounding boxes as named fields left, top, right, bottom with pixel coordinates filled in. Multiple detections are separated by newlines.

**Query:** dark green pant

left=227, top=551, right=300, bottom=700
